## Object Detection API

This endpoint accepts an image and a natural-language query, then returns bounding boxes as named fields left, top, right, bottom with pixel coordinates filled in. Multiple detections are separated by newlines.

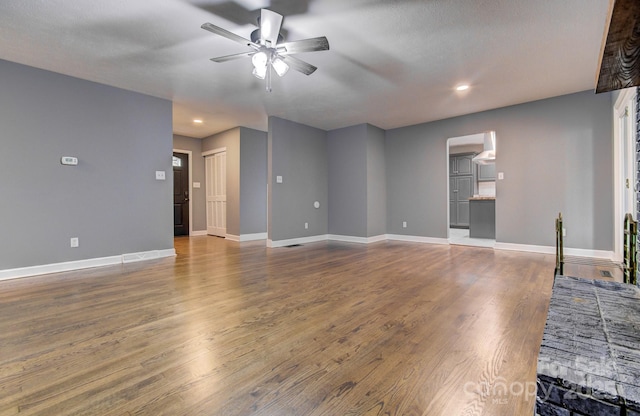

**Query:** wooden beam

left=596, top=0, right=640, bottom=93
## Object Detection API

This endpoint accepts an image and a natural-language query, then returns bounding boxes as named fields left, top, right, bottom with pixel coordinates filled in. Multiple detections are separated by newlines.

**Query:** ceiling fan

left=201, top=9, right=329, bottom=92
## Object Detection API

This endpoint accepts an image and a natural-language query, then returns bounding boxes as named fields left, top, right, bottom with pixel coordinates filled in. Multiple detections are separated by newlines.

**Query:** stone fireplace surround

left=536, top=276, right=640, bottom=415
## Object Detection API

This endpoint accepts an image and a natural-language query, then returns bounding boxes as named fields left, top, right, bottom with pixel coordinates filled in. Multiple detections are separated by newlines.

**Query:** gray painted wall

left=317, top=123, right=387, bottom=239
left=386, top=90, right=613, bottom=251
left=202, top=128, right=241, bottom=237
left=366, top=124, right=387, bottom=237
left=328, top=125, right=368, bottom=237
left=0, top=59, right=173, bottom=270
left=239, top=127, right=268, bottom=234
left=173, top=135, right=206, bottom=233
left=268, top=117, right=328, bottom=241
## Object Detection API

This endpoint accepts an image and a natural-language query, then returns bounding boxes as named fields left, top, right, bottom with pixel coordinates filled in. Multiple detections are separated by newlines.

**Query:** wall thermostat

left=61, top=156, right=78, bottom=166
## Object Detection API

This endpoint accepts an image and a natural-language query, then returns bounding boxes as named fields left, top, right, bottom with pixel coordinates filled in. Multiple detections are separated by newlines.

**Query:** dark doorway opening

left=173, top=152, right=189, bottom=236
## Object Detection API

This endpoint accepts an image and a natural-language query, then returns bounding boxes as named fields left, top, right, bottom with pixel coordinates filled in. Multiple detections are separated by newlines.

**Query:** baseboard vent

left=600, top=270, right=613, bottom=278
left=285, top=244, right=302, bottom=248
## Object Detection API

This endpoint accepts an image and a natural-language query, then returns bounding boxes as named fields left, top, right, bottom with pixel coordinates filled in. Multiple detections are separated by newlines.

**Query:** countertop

left=468, top=196, right=495, bottom=201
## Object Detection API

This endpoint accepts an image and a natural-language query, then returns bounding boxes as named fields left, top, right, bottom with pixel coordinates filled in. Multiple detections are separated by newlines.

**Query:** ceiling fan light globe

left=252, top=66, right=267, bottom=80
left=251, top=51, right=268, bottom=69
left=272, top=58, right=289, bottom=77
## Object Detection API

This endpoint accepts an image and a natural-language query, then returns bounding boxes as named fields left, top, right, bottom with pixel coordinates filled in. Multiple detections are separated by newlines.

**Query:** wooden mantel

left=596, top=0, right=640, bottom=93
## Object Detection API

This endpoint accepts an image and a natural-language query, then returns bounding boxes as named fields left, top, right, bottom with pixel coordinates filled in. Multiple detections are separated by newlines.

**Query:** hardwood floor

left=0, top=237, right=560, bottom=415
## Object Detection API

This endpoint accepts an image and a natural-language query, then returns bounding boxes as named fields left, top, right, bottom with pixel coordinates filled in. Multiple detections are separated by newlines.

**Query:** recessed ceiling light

left=456, top=84, right=470, bottom=91
left=193, top=119, right=203, bottom=124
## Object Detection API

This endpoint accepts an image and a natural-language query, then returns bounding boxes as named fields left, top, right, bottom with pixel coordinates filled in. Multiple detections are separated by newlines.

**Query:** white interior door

left=206, top=151, right=227, bottom=237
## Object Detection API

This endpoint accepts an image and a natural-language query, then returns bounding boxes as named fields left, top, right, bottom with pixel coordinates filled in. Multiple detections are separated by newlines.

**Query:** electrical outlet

left=562, top=228, right=566, bottom=237
left=305, top=222, right=309, bottom=229
left=70, top=237, right=79, bottom=248
left=402, top=221, right=407, bottom=228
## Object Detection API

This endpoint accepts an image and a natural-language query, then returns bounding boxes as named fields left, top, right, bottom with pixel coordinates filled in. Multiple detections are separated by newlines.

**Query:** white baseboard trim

left=225, top=234, right=240, bottom=242
left=328, top=234, right=388, bottom=244
left=268, top=235, right=329, bottom=248
left=0, top=248, right=176, bottom=281
left=269, top=234, right=450, bottom=247
left=217, top=233, right=268, bottom=242
left=493, top=243, right=554, bottom=255
left=565, top=248, right=615, bottom=260
left=611, top=253, right=624, bottom=263
left=367, top=235, right=388, bottom=243
left=493, top=242, right=615, bottom=260
left=122, top=249, right=176, bottom=264
left=240, top=232, right=268, bottom=242
left=328, top=234, right=368, bottom=244
left=386, top=234, right=450, bottom=245
left=191, top=230, right=208, bottom=236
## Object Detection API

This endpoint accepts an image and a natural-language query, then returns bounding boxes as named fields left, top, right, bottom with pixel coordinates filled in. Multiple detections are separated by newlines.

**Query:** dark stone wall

left=636, top=87, right=640, bottom=220
left=636, top=87, right=640, bottom=284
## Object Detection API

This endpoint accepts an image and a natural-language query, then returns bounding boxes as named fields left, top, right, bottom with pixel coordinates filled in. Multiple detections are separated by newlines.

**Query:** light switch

left=155, top=171, right=166, bottom=180
left=276, top=176, right=283, bottom=183
left=498, top=172, right=504, bottom=180
left=61, top=156, right=78, bottom=166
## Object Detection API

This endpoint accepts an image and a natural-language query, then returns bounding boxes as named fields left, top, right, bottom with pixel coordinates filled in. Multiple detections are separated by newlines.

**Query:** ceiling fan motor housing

left=251, top=29, right=284, bottom=46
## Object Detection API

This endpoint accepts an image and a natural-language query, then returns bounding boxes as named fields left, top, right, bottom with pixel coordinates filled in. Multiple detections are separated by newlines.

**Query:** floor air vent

left=285, top=244, right=302, bottom=248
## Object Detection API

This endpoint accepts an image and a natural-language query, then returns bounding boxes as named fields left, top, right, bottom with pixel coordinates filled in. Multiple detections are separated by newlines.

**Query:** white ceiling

left=0, top=0, right=610, bottom=138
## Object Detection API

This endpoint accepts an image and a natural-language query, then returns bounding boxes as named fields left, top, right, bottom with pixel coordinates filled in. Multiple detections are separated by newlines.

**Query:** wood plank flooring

left=0, top=237, right=561, bottom=415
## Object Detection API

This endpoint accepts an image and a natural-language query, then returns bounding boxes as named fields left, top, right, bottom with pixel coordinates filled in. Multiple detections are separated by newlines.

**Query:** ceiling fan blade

left=260, top=9, right=283, bottom=46
left=210, top=51, right=255, bottom=63
left=281, top=55, right=317, bottom=75
left=278, top=37, right=329, bottom=55
left=201, top=22, right=256, bottom=48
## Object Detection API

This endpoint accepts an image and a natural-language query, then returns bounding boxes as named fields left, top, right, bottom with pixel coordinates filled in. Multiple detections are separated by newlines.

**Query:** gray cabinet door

left=478, top=163, right=496, bottom=181
left=449, top=153, right=476, bottom=228
left=469, top=200, right=496, bottom=238
left=456, top=176, right=472, bottom=227
left=456, top=155, right=474, bottom=175
left=450, top=154, right=474, bottom=175
left=450, top=175, right=473, bottom=227
left=449, top=177, right=457, bottom=225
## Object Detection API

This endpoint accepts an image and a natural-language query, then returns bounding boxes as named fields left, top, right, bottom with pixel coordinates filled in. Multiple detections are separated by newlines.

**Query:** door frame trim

left=173, top=148, right=193, bottom=237
left=202, top=147, right=226, bottom=157
left=613, top=87, right=637, bottom=262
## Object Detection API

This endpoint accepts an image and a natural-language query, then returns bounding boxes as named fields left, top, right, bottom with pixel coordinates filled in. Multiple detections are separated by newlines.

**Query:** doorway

left=447, top=133, right=496, bottom=248
left=173, top=152, right=190, bottom=236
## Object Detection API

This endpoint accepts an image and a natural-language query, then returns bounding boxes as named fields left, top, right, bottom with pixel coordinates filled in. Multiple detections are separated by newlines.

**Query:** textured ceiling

left=0, top=0, right=610, bottom=138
